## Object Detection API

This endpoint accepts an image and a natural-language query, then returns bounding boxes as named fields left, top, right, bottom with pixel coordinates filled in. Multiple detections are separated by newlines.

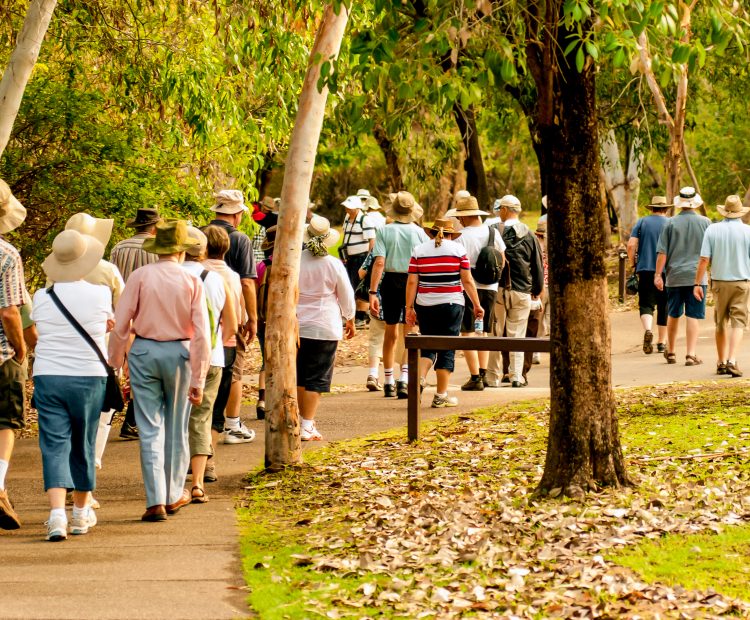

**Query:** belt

left=135, top=336, right=189, bottom=343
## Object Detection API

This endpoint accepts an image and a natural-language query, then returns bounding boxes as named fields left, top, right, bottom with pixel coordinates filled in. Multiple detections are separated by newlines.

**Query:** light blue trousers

left=128, top=338, right=192, bottom=507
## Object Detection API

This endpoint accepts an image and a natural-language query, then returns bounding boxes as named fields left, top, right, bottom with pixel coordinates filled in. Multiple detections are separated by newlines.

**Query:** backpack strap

left=200, top=269, right=209, bottom=282
left=487, top=225, right=495, bottom=248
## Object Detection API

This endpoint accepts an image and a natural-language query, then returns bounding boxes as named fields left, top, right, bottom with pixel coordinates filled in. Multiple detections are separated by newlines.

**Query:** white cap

left=498, top=194, right=522, bottom=211
left=341, top=196, right=362, bottom=210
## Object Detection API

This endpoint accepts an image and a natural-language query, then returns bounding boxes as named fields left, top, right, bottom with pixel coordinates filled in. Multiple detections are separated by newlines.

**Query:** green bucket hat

left=142, top=220, right=200, bottom=255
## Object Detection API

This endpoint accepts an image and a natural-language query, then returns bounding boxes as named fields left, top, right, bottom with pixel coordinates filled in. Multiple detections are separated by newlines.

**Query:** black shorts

left=461, top=289, right=497, bottom=333
left=637, top=270, right=667, bottom=327
left=379, top=272, right=408, bottom=325
left=344, top=252, right=368, bottom=293
left=212, top=346, right=236, bottom=432
left=296, top=338, right=338, bottom=393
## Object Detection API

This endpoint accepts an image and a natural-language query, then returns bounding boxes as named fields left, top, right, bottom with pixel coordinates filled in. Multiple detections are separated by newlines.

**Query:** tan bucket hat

left=445, top=194, right=489, bottom=218
left=0, top=179, right=27, bottom=234
left=303, top=215, right=340, bottom=248
left=42, top=230, right=105, bottom=283
left=142, top=220, right=201, bottom=254
left=646, top=196, right=673, bottom=210
left=386, top=191, right=420, bottom=223
left=424, top=217, right=461, bottom=239
left=717, top=195, right=750, bottom=219
left=185, top=225, right=208, bottom=256
left=65, top=213, right=114, bottom=246
left=261, top=226, right=277, bottom=251
left=211, top=189, right=248, bottom=214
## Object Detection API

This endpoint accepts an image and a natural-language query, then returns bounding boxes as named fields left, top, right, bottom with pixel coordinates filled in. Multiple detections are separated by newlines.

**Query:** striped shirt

left=408, top=238, right=469, bottom=307
left=110, top=233, right=159, bottom=283
left=0, top=238, right=26, bottom=363
left=342, top=212, right=376, bottom=256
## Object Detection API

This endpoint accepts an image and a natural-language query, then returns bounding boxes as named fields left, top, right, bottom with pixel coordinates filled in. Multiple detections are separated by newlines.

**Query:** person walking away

left=255, top=226, right=277, bottom=419
left=531, top=216, right=550, bottom=364
left=369, top=192, right=429, bottom=398
left=627, top=196, right=671, bottom=355
left=110, top=207, right=161, bottom=440
left=654, top=187, right=711, bottom=366
left=340, top=195, right=376, bottom=329
left=445, top=194, right=505, bottom=391
left=108, top=220, right=210, bottom=521
left=32, top=230, right=111, bottom=540
left=297, top=216, right=356, bottom=440
left=485, top=195, right=544, bottom=388
left=406, top=218, right=484, bottom=407
left=359, top=190, right=386, bottom=230
left=693, top=195, right=750, bottom=377
left=202, top=225, right=244, bottom=483
left=206, top=190, right=257, bottom=443
left=182, top=227, right=237, bottom=503
left=0, top=180, right=27, bottom=530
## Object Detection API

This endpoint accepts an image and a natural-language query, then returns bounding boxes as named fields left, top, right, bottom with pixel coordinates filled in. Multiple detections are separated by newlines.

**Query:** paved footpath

left=1, top=309, right=745, bottom=619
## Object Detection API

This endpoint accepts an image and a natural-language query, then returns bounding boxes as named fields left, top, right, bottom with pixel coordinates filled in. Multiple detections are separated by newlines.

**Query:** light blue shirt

left=372, top=223, right=430, bottom=273
left=700, top=218, right=750, bottom=281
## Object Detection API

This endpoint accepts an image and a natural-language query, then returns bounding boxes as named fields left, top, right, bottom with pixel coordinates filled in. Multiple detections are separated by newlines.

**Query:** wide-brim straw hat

left=445, top=194, right=489, bottom=218
left=142, top=220, right=201, bottom=254
left=303, top=215, right=340, bottom=248
left=126, top=208, right=161, bottom=228
left=646, top=196, right=672, bottom=210
left=261, top=225, right=277, bottom=251
left=717, top=194, right=750, bottom=219
left=211, top=189, right=248, bottom=214
left=674, top=187, right=702, bottom=209
left=386, top=191, right=420, bottom=223
left=65, top=213, right=114, bottom=246
left=424, top=217, right=461, bottom=239
left=259, top=196, right=275, bottom=213
left=42, top=230, right=104, bottom=283
left=185, top=225, right=208, bottom=256
left=0, top=179, right=27, bottom=234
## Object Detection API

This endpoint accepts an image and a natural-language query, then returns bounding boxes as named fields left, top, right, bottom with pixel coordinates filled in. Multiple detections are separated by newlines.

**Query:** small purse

left=626, top=273, right=639, bottom=295
left=47, top=287, right=125, bottom=412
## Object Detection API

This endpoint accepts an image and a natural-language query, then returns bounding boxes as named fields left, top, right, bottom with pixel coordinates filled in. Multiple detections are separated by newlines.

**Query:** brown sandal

left=685, top=355, right=703, bottom=366
left=191, top=486, right=208, bottom=504
left=664, top=351, right=677, bottom=364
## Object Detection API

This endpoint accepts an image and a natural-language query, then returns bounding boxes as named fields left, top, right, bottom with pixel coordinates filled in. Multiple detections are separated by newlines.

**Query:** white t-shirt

left=203, top=258, right=244, bottom=346
left=32, top=281, right=113, bottom=377
left=457, top=225, right=506, bottom=291
left=182, top=261, right=226, bottom=367
left=366, top=211, right=386, bottom=229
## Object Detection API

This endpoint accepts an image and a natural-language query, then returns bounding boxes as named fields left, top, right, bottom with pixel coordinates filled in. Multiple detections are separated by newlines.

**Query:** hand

left=369, top=295, right=380, bottom=317
left=654, top=274, right=664, bottom=292
left=344, top=319, right=356, bottom=340
left=693, top=285, right=704, bottom=302
left=405, top=307, right=417, bottom=327
left=244, top=318, right=257, bottom=341
left=188, top=387, right=203, bottom=406
left=474, top=306, right=485, bottom=320
left=106, top=319, right=115, bottom=333
left=13, top=350, right=26, bottom=364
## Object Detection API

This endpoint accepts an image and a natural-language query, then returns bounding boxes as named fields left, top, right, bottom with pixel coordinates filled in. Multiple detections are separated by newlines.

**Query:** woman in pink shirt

left=109, top=220, right=210, bottom=522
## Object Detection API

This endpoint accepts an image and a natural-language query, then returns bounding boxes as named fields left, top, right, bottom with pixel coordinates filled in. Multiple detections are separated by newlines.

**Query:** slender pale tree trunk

left=0, top=0, right=57, bottom=159
left=600, top=130, right=642, bottom=241
left=264, top=4, right=349, bottom=471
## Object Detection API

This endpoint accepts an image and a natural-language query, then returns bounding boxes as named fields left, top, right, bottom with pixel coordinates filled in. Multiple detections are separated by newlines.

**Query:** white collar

left=503, top=217, right=519, bottom=226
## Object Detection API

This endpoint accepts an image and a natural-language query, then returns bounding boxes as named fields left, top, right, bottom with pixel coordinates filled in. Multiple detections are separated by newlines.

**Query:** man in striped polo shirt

left=341, top=195, right=376, bottom=329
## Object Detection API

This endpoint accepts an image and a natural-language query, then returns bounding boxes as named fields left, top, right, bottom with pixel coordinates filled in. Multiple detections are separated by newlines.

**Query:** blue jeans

left=128, top=338, right=192, bottom=507
left=35, top=375, right=106, bottom=492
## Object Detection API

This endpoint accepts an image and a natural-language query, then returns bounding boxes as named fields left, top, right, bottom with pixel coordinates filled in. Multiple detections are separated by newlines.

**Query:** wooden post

left=264, top=4, right=349, bottom=471
left=407, top=346, right=420, bottom=441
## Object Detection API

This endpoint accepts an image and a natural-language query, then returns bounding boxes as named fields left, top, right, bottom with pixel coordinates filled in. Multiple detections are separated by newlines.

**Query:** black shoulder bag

left=47, top=286, right=125, bottom=412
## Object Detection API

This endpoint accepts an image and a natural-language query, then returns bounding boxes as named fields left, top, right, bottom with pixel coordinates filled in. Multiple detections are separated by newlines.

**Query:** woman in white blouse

left=32, top=230, right=112, bottom=542
left=296, top=216, right=356, bottom=441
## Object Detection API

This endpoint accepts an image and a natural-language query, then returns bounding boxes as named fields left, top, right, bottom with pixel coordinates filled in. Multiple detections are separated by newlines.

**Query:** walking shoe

left=366, top=375, right=382, bottom=391
left=461, top=377, right=485, bottom=391
left=0, top=489, right=21, bottom=530
left=396, top=381, right=408, bottom=399
left=45, top=514, right=68, bottom=541
left=726, top=361, right=743, bottom=378
left=166, top=489, right=191, bottom=515
left=685, top=355, right=703, bottom=367
left=224, top=422, right=256, bottom=444
left=141, top=505, right=167, bottom=522
left=119, top=422, right=139, bottom=441
left=643, top=330, right=654, bottom=354
left=717, top=362, right=728, bottom=375
left=511, top=380, right=526, bottom=388
left=204, top=460, right=217, bottom=483
left=354, top=318, right=367, bottom=330
left=656, top=343, right=666, bottom=353
left=256, top=400, right=265, bottom=420
left=383, top=383, right=396, bottom=398
left=501, top=374, right=511, bottom=384
left=532, top=352, right=541, bottom=365
left=300, top=423, right=323, bottom=441
left=70, top=507, right=97, bottom=535
left=431, top=394, right=458, bottom=408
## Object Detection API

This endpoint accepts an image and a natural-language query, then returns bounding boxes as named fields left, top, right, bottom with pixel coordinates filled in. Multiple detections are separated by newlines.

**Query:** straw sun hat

left=717, top=195, right=750, bottom=219
left=211, top=189, right=248, bottom=215
left=65, top=213, right=114, bottom=246
left=42, top=230, right=105, bottom=283
left=646, top=196, right=673, bottom=210
left=445, top=194, right=489, bottom=218
left=303, top=215, right=340, bottom=248
left=142, top=220, right=201, bottom=255
left=385, top=191, right=421, bottom=223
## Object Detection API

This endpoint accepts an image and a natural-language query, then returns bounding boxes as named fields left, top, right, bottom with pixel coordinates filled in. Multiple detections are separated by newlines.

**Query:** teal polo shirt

left=372, top=223, right=430, bottom=273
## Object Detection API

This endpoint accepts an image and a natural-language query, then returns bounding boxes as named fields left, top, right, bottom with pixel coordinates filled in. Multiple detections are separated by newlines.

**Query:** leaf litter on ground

left=241, top=381, right=750, bottom=618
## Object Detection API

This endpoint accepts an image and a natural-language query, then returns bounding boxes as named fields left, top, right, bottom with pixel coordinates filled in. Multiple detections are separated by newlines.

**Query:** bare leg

left=666, top=316, right=680, bottom=354
left=727, top=327, right=744, bottom=361
left=461, top=332, right=478, bottom=375
left=225, top=380, right=242, bottom=421
left=685, top=317, right=700, bottom=357
left=382, top=324, right=398, bottom=371
left=715, top=328, right=727, bottom=362
left=657, top=325, right=667, bottom=345
left=0, top=428, right=14, bottom=470
left=190, top=454, right=208, bottom=491
left=297, top=388, right=321, bottom=421
left=435, top=369, right=451, bottom=394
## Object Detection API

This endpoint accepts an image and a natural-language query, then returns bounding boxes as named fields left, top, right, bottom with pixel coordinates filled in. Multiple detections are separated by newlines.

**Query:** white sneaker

left=300, top=424, right=323, bottom=441
left=88, top=495, right=100, bottom=510
left=45, top=514, right=68, bottom=542
left=431, top=394, right=458, bottom=408
left=223, top=421, right=256, bottom=444
left=532, top=352, right=541, bottom=365
left=70, top=507, right=97, bottom=535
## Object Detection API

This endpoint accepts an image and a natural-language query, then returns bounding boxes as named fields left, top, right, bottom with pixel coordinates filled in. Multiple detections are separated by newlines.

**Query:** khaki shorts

left=232, top=332, right=248, bottom=382
left=712, top=280, right=750, bottom=331
left=188, top=366, right=222, bottom=457
left=0, top=357, right=27, bottom=430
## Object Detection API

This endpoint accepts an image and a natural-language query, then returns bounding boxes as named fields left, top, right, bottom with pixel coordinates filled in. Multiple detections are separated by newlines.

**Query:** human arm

left=460, top=270, right=484, bottom=320
left=221, top=280, right=238, bottom=345
left=693, top=256, right=710, bottom=301
left=0, top=305, right=25, bottom=362
left=108, top=276, right=140, bottom=369
left=335, top=261, right=356, bottom=340
left=654, top=253, right=667, bottom=291
left=369, top=256, right=385, bottom=316
left=187, top=279, right=210, bottom=401
left=530, top=236, right=545, bottom=298
left=626, top=237, right=638, bottom=270
left=405, top=273, right=418, bottom=327
left=241, top=277, right=257, bottom=340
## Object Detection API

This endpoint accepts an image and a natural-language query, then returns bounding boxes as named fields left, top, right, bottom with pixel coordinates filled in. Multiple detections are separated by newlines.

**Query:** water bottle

left=474, top=317, right=483, bottom=333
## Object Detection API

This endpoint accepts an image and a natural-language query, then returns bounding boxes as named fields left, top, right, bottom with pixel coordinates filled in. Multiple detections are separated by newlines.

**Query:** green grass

left=611, top=525, right=750, bottom=601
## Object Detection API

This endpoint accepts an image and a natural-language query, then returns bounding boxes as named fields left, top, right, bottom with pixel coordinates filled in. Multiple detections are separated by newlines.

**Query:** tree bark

left=255, top=150, right=275, bottom=200
left=373, top=124, right=403, bottom=191
left=264, top=3, right=349, bottom=471
left=0, top=0, right=57, bottom=160
left=535, top=11, right=629, bottom=497
left=453, top=103, right=489, bottom=210
left=600, top=130, right=642, bottom=241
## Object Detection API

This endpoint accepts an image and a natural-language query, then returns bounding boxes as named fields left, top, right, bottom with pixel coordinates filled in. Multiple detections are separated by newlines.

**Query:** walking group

left=629, top=187, right=750, bottom=375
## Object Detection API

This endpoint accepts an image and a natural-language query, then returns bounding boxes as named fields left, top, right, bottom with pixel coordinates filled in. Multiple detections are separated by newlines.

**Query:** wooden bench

left=404, top=335, right=551, bottom=441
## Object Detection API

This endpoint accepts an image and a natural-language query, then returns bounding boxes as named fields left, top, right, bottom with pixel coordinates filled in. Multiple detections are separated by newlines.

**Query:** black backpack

left=472, top=226, right=504, bottom=285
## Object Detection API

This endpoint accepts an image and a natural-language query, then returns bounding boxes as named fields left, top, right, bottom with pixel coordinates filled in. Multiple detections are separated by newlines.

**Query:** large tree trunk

left=600, top=130, right=642, bottom=241
left=373, top=124, right=403, bottom=191
left=453, top=103, right=489, bottom=210
left=535, top=13, right=629, bottom=497
left=0, top=0, right=57, bottom=160
left=264, top=4, right=349, bottom=471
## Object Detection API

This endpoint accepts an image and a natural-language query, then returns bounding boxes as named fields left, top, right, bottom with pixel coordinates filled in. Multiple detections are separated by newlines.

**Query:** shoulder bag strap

left=200, top=269, right=209, bottom=281
left=342, top=213, right=360, bottom=250
left=487, top=224, right=495, bottom=248
left=47, top=286, right=111, bottom=373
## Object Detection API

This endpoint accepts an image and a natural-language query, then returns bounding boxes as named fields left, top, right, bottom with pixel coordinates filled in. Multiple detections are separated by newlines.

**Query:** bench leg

left=407, top=347, right=420, bottom=441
